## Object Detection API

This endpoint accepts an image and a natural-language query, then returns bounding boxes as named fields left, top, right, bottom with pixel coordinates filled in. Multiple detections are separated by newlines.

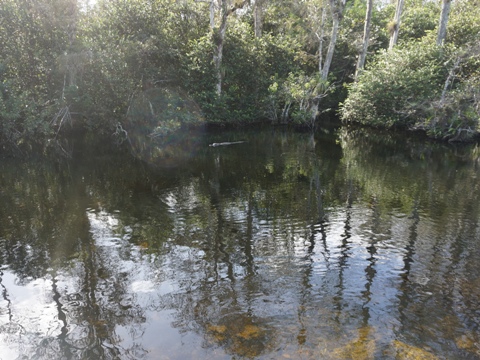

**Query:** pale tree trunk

left=211, top=0, right=249, bottom=96
left=317, top=5, right=326, bottom=74
left=440, top=56, right=460, bottom=104
left=254, top=0, right=264, bottom=38
left=389, top=0, right=404, bottom=50
left=210, top=0, right=215, bottom=29
left=313, top=0, right=343, bottom=122
left=355, top=0, right=373, bottom=80
left=213, top=0, right=228, bottom=96
left=436, top=0, right=452, bottom=46
left=311, top=5, right=325, bottom=124
left=321, top=0, right=345, bottom=81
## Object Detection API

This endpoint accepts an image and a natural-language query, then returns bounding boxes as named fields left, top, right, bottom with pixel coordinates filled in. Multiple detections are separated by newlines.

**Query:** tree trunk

left=440, top=56, right=460, bottom=104
left=389, top=0, right=404, bottom=50
left=211, top=0, right=249, bottom=96
left=254, top=0, right=263, bottom=38
left=213, top=4, right=228, bottom=96
left=355, top=0, right=373, bottom=80
left=210, top=0, right=215, bottom=29
left=317, top=6, right=326, bottom=74
left=436, top=0, right=451, bottom=46
left=322, top=0, right=345, bottom=81
left=314, top=0, right=343, bottom=122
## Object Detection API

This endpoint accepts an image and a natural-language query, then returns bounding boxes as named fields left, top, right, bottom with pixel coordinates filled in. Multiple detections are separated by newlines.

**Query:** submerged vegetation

left=0, top=0, right=479, bottom=155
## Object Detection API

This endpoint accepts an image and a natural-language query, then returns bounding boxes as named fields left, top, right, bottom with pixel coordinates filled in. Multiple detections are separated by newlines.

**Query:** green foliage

left=184, top=34, right=222, bottom=121
left=397, top=0, right=438, bottom=43
left=447, top=0, right=480, bottom=47
left=77, top=0, right=196, bottom=131
left=417, top=68, right=480, bottom=141
left=186, top=19, right=300, bottom=124
left=0, top=0, right=74, bottom=152
left=2, top=0, right=480, bottom=155
left=339, top=0, right=386, bottom=77
left=127, top=87, right=204, bottom=134
left=341, top=0, right=480, bottom=140
left=341, top=40, right=450, bottom=128
left=267, top=71, right=330, bottom=126
left=0, top=84, right=56, bottom=150
left=342, top=32, right=480, bottom=141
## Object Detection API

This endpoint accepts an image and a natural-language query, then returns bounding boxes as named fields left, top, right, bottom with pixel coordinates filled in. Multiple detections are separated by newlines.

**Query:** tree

left=389, top=0, right=404, bottom=50
left=253, top=0, right=265, bottom=37
left=0, top=0, right=80, bottom=152
left=321, top=0, right=346, bottom=81
left=355, top=0, right=373, bottom=80
left=341, top=40, right=450, bottom=129
left=436, top=0, right=452, bottom=45
left=317, top=5, right=327, bottom=74
left=210, top=0, right=250, bottom=95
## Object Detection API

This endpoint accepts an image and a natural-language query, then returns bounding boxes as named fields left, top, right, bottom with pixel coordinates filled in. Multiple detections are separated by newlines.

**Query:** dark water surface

left=1, top=126, right=480, bottom=359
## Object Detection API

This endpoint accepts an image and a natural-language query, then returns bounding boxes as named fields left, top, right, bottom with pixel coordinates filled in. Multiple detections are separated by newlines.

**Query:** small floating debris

left=209, top=141, right=246, bottom=147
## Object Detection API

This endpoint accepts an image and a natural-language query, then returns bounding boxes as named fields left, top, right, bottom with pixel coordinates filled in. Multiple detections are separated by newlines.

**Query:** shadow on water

left=1, top=125, right=480, bottom=359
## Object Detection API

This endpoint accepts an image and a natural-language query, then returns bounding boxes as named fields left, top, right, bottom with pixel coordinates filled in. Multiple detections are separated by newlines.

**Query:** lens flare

left=125, top=87, right=205, bottom=167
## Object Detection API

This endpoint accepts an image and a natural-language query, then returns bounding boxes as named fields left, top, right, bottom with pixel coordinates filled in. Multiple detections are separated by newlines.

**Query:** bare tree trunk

left=254, top=0, right=263, bottom=38
left=355, top=0, right=373, bottom=80
left=211, top=0, right=249, bottom=96
left=313, top=0, right=343, bottom=123
left=317, top=6, right=326, bottom=74
left=213, top=2, right=228, bottom=95
left=322, top=0, right=345, bottom=81
left=389, top=0, right=404, bottom=50
left=210, top=0, right=216, bottom=29
left=436, top=0, right=452, bottom=46
left=440, top=56, right=460, bottom=104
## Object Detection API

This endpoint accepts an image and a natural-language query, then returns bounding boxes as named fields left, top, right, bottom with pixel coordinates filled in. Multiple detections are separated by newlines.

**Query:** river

left=0, top=125, right=479, bottom=359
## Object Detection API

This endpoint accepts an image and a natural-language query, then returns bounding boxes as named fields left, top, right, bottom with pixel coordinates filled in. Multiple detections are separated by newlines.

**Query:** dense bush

left=340, top=0, right=480, bottom=141
left=0, top=0, right=73, bottom=153
left=185, top=19, right=301, bottom=124
left=396, top=1, right=438, bottom=44
left=341, top=39, right=450, bottom=127
left=447, top=0, right=480, bottom=47
left=341, top=40, right=480, bottom=140
left=415, top=48, right=480, bottom=141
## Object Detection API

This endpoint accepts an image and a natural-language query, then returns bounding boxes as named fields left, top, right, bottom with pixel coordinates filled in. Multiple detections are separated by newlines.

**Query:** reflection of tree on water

left=338, top=127, right=480, bottom=358
left=396, top=196, right=480, bottom=357
left=296, top=146, right=330, bottom=347
left=362, top=196, right=380, bottom=312
left=154, top=131, right=349, bottom=357
left=50, top=273, right=72, bottom=359
left=397, top=199, right=420, bottom=334
left=2, top=126, right=480, bottom=358
left=191, top=177, right=277, bottom=357
left=361, top=197, right=381, bottom=354
left=0, top=270, right=13, bottom=323
left=333, top=185, right=353, bottom=317
left=0, top=160, right=151, bottom=359
left=242, top=188, right=257, bottom=280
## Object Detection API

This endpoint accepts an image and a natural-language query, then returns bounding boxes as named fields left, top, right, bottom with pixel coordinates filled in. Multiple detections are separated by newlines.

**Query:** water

left=1, top=125, right=480, bottom=359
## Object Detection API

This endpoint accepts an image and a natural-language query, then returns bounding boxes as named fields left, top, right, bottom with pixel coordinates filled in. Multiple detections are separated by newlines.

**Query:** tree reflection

left=339, top=126, right=480, bottom=358
left=1, top=126, right=480, bottom=358
left=0, top=157, right=153, bottom=359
